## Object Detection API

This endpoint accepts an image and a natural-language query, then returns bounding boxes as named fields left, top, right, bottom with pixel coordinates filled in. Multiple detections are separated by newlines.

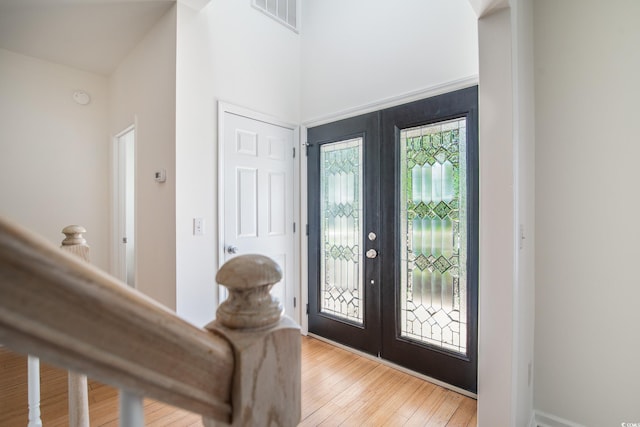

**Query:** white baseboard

left=528, top=411, right=538, bottom=427
left=533, top=410, right=586, bottom=427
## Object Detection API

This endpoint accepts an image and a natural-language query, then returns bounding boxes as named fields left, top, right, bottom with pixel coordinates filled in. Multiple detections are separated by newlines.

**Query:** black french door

left=308, top=86, right=478, bottom=393
left=307, top=112, right=381, bottom=355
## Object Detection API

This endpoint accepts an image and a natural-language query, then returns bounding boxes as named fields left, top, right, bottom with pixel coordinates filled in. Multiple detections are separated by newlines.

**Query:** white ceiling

left=0, top=0, right=175, bottom=75
left=467, top=0, right=509, bottom=18
left=0, top=0, right=496, bottom=76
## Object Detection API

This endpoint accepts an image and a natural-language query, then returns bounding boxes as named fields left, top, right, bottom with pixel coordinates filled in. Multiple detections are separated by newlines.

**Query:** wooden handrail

left=0, top=216, right=301, bottom=426
left=0, top=218, right=234, bottom=422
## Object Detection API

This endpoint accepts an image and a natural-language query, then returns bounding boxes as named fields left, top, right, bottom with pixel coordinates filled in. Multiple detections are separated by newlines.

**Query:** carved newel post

left=205, top=255, right=301, bottom=427
left=60, top=225, right=90, bottom=427
left=61, top=225, right=90, bottom=263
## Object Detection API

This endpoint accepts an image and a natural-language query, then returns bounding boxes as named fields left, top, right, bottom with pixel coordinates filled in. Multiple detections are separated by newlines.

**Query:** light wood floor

left=0, top=336, right=476, bottom=426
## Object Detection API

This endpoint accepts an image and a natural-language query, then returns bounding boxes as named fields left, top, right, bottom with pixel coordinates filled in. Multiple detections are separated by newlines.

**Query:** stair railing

left=25, top=225, right=92, bottom=427
left=0, top=216, right=300, bottom=426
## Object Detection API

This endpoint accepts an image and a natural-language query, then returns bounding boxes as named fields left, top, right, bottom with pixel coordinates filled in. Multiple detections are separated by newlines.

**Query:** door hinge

left=293, top=297, right=297, bottom=308
left=303, top=142, right=310, bottom=156
left=306, top=303, right=309, bottom=315
left=305, top=224, right=309, bottom=236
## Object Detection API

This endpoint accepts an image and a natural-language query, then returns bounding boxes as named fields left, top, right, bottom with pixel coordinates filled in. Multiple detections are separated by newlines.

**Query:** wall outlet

left=193, top=218, right=204, bottom=236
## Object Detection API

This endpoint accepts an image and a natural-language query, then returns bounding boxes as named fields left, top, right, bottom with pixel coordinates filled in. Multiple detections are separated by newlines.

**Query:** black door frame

left=307, top=86, right=478, bottom=392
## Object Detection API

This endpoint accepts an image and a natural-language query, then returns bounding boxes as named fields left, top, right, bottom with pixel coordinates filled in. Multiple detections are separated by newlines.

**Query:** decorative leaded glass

left=400, top=118, right=468, bottom=354
left=320, top=138, right=363, bottom=324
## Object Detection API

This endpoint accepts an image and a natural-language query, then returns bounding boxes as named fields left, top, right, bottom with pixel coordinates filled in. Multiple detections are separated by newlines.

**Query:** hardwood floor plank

left=465, top=411, right=478, bottom=427
left=316, top=400, right=369, bottom=427
left=339, top=367, right=408, bottom=425
left=1, top=336, right=476, bottom=426
left=301, top=356, right=377, bottom=419
left=394, top=380, right=438, bottom=421
left=424, top=391, right=465, bottom=426
left=446, top=396, right=477, bottom=427
left=361, top=374, right=425, bottom=425
left=404, top=386, right=449, bottom=426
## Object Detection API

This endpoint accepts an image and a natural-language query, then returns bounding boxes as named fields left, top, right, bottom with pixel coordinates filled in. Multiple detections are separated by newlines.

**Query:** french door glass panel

left=320, top=137, right=364, bottom=324
left=399, top=118, right=468, bottom=355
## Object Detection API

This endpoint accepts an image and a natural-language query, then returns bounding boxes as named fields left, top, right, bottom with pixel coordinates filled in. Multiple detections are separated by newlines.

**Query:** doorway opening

left=114, top=125, right=136, bottom=288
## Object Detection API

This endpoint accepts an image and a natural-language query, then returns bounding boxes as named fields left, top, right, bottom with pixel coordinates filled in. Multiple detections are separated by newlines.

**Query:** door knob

left=226, top=245, right=238, bottom=254
left=366, top=249, right=378, bottom=259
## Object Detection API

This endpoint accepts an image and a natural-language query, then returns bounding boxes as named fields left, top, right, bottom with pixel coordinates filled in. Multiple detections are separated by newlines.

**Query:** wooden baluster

left=119, top=390, right=144, bottom=427
left=205, top=254, right=301, bottom=427
left=27, top=355, right=42, bottom=427
left=60, top=226, right=91, bottom=427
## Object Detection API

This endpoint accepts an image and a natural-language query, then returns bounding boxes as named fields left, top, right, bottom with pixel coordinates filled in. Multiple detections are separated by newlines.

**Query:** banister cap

left=215, top=254, right=282, bottom=290
left=61, top=225, right=87, bottom=246
left=215, top=254, right=283, bottom=329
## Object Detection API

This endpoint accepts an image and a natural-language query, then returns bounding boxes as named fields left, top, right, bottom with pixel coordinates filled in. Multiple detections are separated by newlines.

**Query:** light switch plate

left=193, top=218, right=204, bottom=236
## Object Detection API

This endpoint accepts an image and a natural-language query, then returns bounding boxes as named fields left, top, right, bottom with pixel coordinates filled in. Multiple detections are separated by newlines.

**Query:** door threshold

left=307, top=332, right=478, bottom=400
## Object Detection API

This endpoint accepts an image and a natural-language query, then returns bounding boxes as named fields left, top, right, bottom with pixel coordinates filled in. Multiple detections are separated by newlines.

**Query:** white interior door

left=115, top=126, right=135, bottom=288
left=221, top=109, right=296, bottom=318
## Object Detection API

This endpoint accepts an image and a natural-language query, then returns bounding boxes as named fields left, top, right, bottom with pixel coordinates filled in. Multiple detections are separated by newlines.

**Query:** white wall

left=109, top=5, right=177, bottom=309
left=534, top=0, right=640, bottom=425
left=175, top=0, right=301, bottom=326
left=476, top=8, right=516, bottom=427
left=512, top=0, right=536, bottom=425
left=301, top=0, right=478, bottom=122
left=0, top=48, right=110, bottom=269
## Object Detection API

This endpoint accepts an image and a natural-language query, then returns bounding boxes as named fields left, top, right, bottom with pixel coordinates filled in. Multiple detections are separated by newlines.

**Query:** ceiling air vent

left=252, top=0, right=298, bottom=32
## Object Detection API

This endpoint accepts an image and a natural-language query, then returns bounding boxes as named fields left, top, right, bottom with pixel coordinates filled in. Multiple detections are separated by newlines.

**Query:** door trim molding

left=302, top=75, right=478, bottom=128
left=217, top=101, right=301, bottom=324
left=111, top=120, right=137, bottom=286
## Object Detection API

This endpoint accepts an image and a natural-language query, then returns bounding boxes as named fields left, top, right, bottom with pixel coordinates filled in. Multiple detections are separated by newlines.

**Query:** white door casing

left=218, top=103, right=299, bottom=321
left=112, top=124, right=136, bottom=288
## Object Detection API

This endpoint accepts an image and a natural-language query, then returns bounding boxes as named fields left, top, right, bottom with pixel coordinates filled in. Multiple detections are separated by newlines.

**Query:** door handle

left=226, top=245, right=239, bottom=254
left=366, top=249, right=378, bottom=259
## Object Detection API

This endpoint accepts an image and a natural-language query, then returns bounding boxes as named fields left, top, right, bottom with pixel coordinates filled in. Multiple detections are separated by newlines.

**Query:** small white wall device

left=72, top=90, right=91, bottom=106
left=154, top=169, right=166, bottom=183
